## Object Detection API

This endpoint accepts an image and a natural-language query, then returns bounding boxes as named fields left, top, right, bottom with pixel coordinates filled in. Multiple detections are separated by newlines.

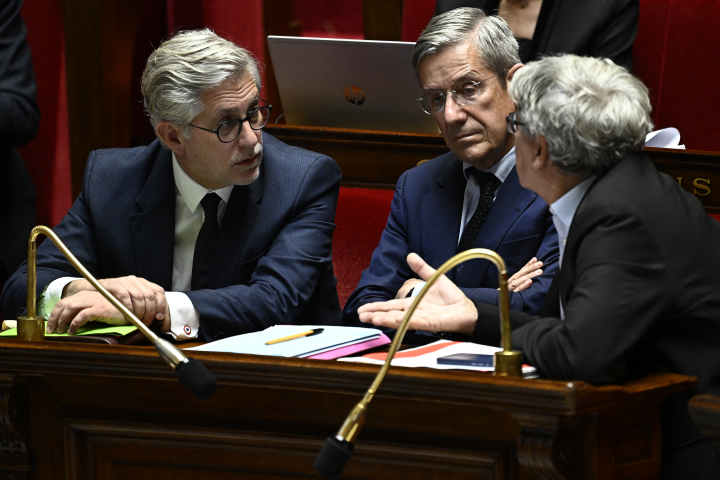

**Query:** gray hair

left=412, top=7, right=520, bottom=87
left=141, top=28, right=261, bottom=140
left=509, top=55, right=653, bottom=178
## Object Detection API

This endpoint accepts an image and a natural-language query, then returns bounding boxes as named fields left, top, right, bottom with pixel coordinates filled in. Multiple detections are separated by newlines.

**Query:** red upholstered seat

left=333, top=187, right=394, bottom=307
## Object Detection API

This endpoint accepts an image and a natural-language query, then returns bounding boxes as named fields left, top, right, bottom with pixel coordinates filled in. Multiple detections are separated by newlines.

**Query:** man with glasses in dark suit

left=1, top=29, right=342, bottom=341
left=343, top=8, right=558, bottom=340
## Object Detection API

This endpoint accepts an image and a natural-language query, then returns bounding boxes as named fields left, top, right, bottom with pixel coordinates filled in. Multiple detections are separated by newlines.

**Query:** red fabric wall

left=18, top=0, right=72, bottom=228
left=634, top=0, right=720, bottom=152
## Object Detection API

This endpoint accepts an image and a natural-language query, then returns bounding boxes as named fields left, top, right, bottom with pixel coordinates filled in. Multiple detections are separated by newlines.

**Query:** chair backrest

left=332, top=187, right=394, bottom=307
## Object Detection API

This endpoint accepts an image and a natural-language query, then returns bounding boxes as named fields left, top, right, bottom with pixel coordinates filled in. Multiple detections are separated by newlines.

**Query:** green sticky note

left=0, top=321, right=137, bottom=337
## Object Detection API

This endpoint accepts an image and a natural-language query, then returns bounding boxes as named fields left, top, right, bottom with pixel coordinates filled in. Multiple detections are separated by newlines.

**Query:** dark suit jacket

left=435, top=0, right=639, bottom=71
left=0, top=134, right=343, bottom=342
left=343, top=151, right=559, bottom=327
left=0, top=0, right=39, bottom=283
left=471, top=152, right=720, bottom=476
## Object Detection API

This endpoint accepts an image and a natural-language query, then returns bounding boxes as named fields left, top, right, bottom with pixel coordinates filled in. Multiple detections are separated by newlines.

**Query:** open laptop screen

left=267, top=36, right=439, bottom=134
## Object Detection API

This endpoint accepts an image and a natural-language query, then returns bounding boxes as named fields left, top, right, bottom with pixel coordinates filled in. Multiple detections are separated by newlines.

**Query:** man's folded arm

left=186, top=155, right=341, bottom=335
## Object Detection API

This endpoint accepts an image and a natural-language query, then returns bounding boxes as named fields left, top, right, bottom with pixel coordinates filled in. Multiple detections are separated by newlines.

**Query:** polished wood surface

left=689, top=394, right=720, bottom=448
left=0, top=338, right=695, bottom=479
left=265, top=124, right=720, bottom=212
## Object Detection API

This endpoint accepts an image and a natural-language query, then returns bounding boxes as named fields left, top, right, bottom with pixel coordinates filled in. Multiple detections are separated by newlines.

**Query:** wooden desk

left=265, top=125, right=720, bottom=213
left=0, top=339, right=694, bottom=479
left=689, top=394, right=720, bottom=448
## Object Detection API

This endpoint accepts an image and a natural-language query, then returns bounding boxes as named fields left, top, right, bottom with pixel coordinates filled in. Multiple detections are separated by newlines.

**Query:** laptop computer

left=267, top=36, right=440, bottom=134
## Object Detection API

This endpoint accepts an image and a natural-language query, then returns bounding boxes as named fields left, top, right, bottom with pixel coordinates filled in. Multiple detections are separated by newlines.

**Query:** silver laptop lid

left=267, top=36, right=439, bottom=134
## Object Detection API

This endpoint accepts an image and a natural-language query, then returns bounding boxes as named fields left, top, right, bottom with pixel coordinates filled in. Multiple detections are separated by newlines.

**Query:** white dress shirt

left=39, top=153, right=234, bottom=340
left=548, top=175, right=597, bottom=319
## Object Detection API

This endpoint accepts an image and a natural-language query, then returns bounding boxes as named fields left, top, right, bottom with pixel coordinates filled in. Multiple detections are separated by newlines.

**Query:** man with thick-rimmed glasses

left=343, top=8, right=559, bottom=342
left=0, top=29, right=343, bottom=341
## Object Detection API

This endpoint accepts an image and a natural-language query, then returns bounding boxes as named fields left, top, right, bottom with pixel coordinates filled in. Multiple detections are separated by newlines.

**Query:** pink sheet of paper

left=308, top=334, right=391, bottom=360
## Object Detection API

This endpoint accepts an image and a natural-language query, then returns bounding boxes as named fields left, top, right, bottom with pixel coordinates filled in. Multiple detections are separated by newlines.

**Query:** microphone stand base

left=494, top=350, right=523, bottom=377
left=16, top=316, right=45, bottom=342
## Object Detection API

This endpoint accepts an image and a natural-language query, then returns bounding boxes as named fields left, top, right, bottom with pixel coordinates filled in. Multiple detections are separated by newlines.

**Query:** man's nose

left=443, top=94, right=466, bottom=124
left=235, top=120, right=258, bottom=147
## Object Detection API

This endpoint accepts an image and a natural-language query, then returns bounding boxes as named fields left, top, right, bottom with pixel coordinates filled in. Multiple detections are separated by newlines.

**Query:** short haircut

left=141, top=28, right=261, bottom=140
left=509, top=55, right=653, bottom=178
left=412, top=7, right=520, bottom=88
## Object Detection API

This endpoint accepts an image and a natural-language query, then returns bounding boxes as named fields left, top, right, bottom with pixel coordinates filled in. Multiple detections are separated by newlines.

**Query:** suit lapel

left=420, top=160, right=466, bottom=269
left=213, top=163, right=264, bottom=288
left=456, top=167, right=536, bottom=285
left=129, top=149, right=175, bottom=290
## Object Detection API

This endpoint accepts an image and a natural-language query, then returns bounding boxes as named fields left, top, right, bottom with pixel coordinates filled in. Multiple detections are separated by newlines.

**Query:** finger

left=407, top=253, right=437, bottom=282
left=67, top=309, right=94, bottom=335
left=123, top=277, right=150, bottom=323
left=154, top=288, right=166, bottom=320
left=512, top=278, right=533, bottom=292
left=53, top=299, right=82, bottom=334
left=46, top=305, right=61, bottom=333
left=358, top=298, right=411, bottom=314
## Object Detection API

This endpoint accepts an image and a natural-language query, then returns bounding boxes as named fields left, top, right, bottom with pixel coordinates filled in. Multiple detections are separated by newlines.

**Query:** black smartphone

left=437, top=353, right=494, bottom=367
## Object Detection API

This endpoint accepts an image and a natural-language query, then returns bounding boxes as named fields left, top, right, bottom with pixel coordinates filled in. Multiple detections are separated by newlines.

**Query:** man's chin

left=233, top=159, right=261, bottom=186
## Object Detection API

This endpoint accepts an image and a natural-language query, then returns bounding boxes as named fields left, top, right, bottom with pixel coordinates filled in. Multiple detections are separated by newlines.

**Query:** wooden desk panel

left=0, top=339, right=695, bottom=479
left=689, top=394, right=720, bottom=448
left=265, top=125, right=720, bottom=212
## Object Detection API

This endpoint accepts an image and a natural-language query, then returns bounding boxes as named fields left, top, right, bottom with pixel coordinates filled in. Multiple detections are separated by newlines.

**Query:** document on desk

left=186, top=325, right=382, bottom=358
left=339, top=340, right=537, bottom=375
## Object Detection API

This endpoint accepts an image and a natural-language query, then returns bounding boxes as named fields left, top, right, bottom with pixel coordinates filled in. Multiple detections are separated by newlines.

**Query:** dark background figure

left=0, top=0, right=40, bottom=294
left=435, top=0, right=639, bottom=71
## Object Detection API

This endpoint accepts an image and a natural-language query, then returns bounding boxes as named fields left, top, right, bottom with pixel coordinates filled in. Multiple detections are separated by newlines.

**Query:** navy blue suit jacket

left=343, top=151, right=559, bottom=327
left=0, top=134, right=342, bottom=341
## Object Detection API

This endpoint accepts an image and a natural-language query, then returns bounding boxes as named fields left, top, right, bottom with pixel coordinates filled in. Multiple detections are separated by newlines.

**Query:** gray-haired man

left=343, top=8, right=559, bottom=336
left=360, top=55, right=720, bottom=478
left=0, top=29, right=343, bottom=341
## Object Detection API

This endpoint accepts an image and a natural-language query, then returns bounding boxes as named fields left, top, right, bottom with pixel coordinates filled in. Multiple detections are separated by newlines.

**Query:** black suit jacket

left=0, top=135, right=343, bottom=342
left=471, top=152, right=720, bottom=476
left=435, top=0, right=639, bottom=71
left=0, top=0, right=39, bottom=283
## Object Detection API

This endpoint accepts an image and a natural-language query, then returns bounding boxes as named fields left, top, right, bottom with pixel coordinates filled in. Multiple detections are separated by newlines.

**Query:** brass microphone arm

left=337, top=248, right=522, bottom=443
left=17, top=225, right=185, bottom=368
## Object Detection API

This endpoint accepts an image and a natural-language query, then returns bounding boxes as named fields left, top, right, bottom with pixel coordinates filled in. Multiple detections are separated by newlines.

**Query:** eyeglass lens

left=420, top=83, right=483, bottom=115
left=218, top=106, right=271, bottom=142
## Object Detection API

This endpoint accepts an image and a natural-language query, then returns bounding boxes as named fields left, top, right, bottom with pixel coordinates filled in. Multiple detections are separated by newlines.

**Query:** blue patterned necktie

left=457, top=168, right=500, bottom=253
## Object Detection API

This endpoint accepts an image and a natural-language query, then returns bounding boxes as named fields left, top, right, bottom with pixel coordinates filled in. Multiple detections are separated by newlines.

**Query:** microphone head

left=314, top=436, right=354, bottom=479
left=174, top=357, right=217, bottom=399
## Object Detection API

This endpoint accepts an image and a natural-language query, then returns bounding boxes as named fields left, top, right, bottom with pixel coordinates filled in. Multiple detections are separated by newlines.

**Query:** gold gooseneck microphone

left=313, top=248, right=522, bottom=478
left=15, top=226, right=217, bottom=399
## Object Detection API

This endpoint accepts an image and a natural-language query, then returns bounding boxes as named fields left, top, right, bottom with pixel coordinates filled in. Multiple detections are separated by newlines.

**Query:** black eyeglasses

left=188, top=102, right=274, bottom=143
left=417, top=71, right=507, bottom=115
left=506, top=112, right=526, bottom=134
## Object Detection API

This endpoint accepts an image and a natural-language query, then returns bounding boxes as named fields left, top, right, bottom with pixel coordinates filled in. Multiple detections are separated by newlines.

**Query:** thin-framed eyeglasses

left=417, top=71, right=507, bottom=115
left=506, top=112, right=526, bottom=134
left=188, top=102, right=274, bottom=143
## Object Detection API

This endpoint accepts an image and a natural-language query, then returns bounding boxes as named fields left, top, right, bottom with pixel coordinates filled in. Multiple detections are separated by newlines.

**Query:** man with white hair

left=343, top=8, right=559, bottom=339
left=0, top=29, right=343, bottom=341
left=359, top=55, right=720, bottom=477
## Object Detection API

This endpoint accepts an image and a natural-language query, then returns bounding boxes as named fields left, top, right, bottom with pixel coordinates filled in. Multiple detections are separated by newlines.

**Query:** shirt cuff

left=409, top=281, right=426, bottom=298
left=165, top=291, right=200, bottom=340
left=38, top=277, right=81, bottom=318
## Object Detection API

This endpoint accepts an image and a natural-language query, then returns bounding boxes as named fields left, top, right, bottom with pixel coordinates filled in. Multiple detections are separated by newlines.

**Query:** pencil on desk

left=265, top=328, right=324, bottom=345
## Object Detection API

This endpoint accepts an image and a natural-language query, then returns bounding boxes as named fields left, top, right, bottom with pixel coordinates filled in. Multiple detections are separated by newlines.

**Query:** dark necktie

left=191, top=193, right=221, bottom=290
left=457, top=169, right=500, bottom=253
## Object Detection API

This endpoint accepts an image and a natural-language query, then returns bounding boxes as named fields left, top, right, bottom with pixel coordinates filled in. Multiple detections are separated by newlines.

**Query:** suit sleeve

left=588, top=0, right=639, bottom=71
left=0, top=0, right=39, bottom=147
left=473, top=208, right=676, bottom=385
left=459, top=210, right=559, bottom=315
left=341, top=172, right=414, bottom=327
left=185, top=155, right=341, bottom=334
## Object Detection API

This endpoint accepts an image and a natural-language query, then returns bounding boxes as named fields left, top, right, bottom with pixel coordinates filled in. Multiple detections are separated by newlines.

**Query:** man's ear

left=156, top=121, right=186, bottom=156
left=505, top=63, right=523, bottom=85
left=533, top=135, right=551, bottom=172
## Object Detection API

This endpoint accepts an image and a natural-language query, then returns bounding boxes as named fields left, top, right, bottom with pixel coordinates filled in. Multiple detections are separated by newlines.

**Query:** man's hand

left=63, top=275, right=167, bottom=325
left=504, top=257, right=543, bottom=293
left=358, top=253, right=478, bottom=335
left=395, top=278, right=424, bottom=299
left=47, top=290, right=130, bottom=334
